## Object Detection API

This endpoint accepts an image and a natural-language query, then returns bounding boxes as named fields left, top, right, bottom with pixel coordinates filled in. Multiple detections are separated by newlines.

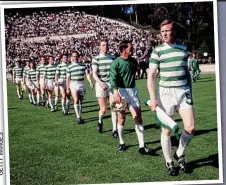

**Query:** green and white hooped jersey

left=92, top=54, right=113, bottom=82
left=149, top=43, right=189, bottom=88
left=13, top=66, right=24, bottom=78
left=28, top=68, right=37, bottom=82
left=23, top=65, right=30, bottom=78
left=45, top=64, right=57, bottom=80
left=67, top=62, right=86, bottom=82
left=37, top=64, right=46, bottom=79
left=56, top=63, right=68, bottom=80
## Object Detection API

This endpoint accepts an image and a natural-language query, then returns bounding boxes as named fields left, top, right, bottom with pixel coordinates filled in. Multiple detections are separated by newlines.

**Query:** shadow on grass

left=198, top=77, right=212, bottom=80
left=194, top=79, right=215, bottom=83
left=8, top=107, right=18, bottom=110
left=125, top=128, right=218, bottom=153
left=84, top=117, right=99, bottom=122
left=83, top=100, right=97, bottom=104
left=82, top=104, right=99, bottom=108
left=187, top=153, right=219, bottom=173
left=194, top=128, right=217, bottom=136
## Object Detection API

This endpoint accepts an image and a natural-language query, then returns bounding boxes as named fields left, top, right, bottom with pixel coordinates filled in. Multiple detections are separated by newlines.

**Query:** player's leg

left=173, top=87, right=195, bottom=174
left=109, top=95, right=118, bottom=137
left=47, top=89, right=54, bottom=111
left=71, top=90, right=81, bottom=124
left=97, top=97, right=108, bottom=133
left=195, top=69, right=200, bottom=80
left=20, top=81, right=25, bottom=99
left=46, top=80, right=54, bottom=110
left=30, top=86, right=37, bottom=105
left=16, top=84, right=21, bottom=99
left=65, top=90, right=71, bottom=114
left=157, top=87, right=178, bottom=176
left=25, top=80, right=33, bottom=104
left=77, top=84, right=86, bottom=123
left=15, top=79, right=22, bottom=99
left=60, top=86, right=66, bottom=114
left=78, top=94, right=84, bottom=122
left=70, top=82, right=82, bottom=124
left=191, top=70, right=196, bottom=83
left=117, top=110, right=126, bottom=151
left=128, top=104, right=152, bottom=155
left=40, top=78, right=46, bottom=106
left=54, top=85, right=59, bottom=111
left=161, top=127, right=178, bottom=176
left=95, top=82, right=107, bottom=132
left=174, top=107, right=195, bottom=174
left=36, top=86, right=40, bottom=105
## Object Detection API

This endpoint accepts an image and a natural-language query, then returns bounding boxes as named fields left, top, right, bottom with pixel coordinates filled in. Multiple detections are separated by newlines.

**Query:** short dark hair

left=160, top=19, right=176, bottom=30
left=118, top=40, right=132, bottom=53
left=99, top=39, right=108, bottom=45
left=62, top=53, right=68, bottom=57
left=48, top=55, right=54, bottom=60
left=71, top=51, right=80, bottom=57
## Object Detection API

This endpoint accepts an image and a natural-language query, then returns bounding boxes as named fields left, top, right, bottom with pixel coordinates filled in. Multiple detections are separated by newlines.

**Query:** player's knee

left=134, top=116, right=142, bottom=124
left=74, top=99, right=79, bottom=104
left=161, top=128, right=171, bottom=136
left=100, top=108, right=107, bottom=115
left=118, top=117, right=125, bottom=126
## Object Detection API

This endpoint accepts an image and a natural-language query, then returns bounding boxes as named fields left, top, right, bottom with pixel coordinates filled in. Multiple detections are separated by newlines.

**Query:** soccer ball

left=111, top=99, right=127, bottom=112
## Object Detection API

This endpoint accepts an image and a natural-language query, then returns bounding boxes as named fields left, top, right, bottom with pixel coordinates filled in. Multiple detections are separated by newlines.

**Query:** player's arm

left=43, top=69, right=46, bottom=88
left=66, top=68, right=71, bottom=94
left=36, top=69, right=39, bottom=84
left=110, top=60, right=120, bottom=103
left=12, top=69, right=15, bottom=83
left=23, top=70, right=26, bottom=83
left=92, top=59, right=107, bottom=89
left=185, top=61, right=192, bottom=94
left=55, top=66, right=59, bottom=85
left=85, top=67, right=93, bottom=89
left=27, top=72, right=31, bottom=86
left=147, top=50, right=159, bottom=112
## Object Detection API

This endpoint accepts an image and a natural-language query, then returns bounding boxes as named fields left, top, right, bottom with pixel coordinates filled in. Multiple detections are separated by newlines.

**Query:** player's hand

left=149, top=100, right=158, bottom=112
left=114, top=91, right=121, bottom=104
left=100, top=82, right=107, bottom=90
left=90, top=82, right=94, bottom=89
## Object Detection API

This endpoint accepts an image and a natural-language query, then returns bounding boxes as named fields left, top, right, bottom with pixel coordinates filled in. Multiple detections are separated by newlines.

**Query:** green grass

left=7, top=74, right=220, bottom=185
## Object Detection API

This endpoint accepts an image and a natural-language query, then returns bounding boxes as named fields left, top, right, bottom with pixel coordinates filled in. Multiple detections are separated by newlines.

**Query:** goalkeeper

left=110, top=40, right=152, bottom=155
left=147, top=20, right=195, bottom=176
left=190, top=53, right=201, bottom=82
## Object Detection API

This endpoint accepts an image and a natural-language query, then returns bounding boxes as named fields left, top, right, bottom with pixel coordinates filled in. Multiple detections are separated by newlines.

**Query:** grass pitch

left=6, top=74, right=220, bottom=185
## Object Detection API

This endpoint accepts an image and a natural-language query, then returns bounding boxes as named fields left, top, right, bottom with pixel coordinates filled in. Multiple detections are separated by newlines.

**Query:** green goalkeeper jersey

left=110, top=56, right=137, bottom=91
left=190, top=58, right=199, bottom=70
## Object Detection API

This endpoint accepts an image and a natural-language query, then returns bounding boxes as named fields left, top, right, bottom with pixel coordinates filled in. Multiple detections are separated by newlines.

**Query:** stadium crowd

left=5, top=9, right=163, bottom=79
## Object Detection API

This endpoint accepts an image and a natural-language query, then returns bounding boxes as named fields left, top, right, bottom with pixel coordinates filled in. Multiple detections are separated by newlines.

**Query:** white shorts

left=46, top=79, right=56, bottom=91
left=157, top=86, right=193, bottom=116
left=118, top=87, right=140, bottom=108
left=58, top=78, right=66, bottom=90
left=39, top=78, right=45, bottom=87
left=29, top=81, right=39, bottom=90
left=15, top=78, right=23, bottom=85
left=95, top=82, right=113, bottom=98
left=70, top=81, right=86, bottom=97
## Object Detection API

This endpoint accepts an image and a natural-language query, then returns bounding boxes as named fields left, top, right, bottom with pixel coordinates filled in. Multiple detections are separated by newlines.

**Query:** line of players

left=12, top=51, right=93, bottom=125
